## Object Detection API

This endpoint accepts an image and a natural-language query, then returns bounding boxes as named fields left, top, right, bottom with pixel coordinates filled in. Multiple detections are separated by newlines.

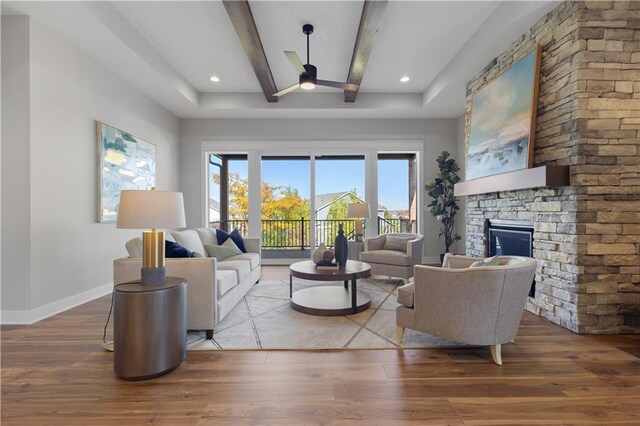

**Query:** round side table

left=113, top=277, right=186, bottom=380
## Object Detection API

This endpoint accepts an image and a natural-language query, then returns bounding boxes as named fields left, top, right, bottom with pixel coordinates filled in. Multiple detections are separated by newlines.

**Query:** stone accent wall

left=464, top=1, right=640, bottom=334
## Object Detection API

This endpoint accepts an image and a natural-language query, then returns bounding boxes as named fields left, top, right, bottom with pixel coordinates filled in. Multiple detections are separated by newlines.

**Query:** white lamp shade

left=117, top=190, right=186, bottom=229
left=346, top=203, right=370, bottom=219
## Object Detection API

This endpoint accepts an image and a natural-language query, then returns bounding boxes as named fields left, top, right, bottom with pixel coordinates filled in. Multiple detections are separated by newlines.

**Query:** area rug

left=187, top=277, right=461, bottom=350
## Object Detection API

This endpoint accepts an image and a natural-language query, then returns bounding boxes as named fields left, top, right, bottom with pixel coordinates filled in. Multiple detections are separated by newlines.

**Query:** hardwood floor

left=2, top=266, right=639, bottom=425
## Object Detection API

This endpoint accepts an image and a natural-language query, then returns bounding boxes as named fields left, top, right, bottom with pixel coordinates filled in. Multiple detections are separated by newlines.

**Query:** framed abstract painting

left=466, top=46, right=541, bottom=181
left=97, top=121, right=156, bottom=222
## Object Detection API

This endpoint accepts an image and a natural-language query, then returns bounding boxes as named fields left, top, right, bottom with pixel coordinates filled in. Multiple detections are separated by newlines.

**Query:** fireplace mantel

left=454, top=165, right=570, bottom=197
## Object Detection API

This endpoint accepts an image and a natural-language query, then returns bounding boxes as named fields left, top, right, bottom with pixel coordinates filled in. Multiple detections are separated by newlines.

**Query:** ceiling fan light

left=300, top=82, right=316, bottom=90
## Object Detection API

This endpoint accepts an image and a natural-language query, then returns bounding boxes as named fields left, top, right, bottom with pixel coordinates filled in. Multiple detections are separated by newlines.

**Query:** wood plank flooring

left=2, top=266, right=639, bottom=425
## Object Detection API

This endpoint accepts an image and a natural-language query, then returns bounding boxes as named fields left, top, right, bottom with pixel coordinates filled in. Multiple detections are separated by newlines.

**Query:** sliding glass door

left=314, top=155, right=365, bottom=246
left=261, top=156, right=311, bottom=258
left=378, top=154, right=417, bottom=234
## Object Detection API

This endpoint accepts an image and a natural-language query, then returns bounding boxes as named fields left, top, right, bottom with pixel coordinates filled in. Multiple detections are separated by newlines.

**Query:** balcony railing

left=210, top=217, right=415, bottom=249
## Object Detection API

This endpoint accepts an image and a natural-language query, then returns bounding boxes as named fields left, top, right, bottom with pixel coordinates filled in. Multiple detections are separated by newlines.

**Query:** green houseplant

left=426, top=151, right=461, bottom=258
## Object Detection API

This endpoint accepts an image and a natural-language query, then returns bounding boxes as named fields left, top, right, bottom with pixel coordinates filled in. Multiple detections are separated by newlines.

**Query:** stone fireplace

left=466, top=187, right=581, bottom=331
left=462, top=1, right=640, bottom=334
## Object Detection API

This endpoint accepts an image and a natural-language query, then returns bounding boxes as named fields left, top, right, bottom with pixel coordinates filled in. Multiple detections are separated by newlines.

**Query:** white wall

left=1, top=17, right=181, bottom=322
left=454, top=113, right=467, bottom=254
left=179, top=118, right=458, bottom=261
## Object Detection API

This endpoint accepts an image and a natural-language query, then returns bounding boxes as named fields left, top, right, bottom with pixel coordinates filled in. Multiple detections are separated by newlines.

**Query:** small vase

left=334, top=223, right=349, bottom=267
left=312, top=243, right=328, bottom=264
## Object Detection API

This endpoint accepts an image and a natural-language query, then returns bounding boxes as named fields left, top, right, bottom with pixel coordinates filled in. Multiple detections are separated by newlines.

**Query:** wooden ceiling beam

left=223, top=0, right=278, bottom=102
left=344, top=0, right=388, bottom=103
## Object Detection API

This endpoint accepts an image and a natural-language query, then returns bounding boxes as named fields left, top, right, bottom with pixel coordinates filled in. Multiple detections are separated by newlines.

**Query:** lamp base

left=355, top=220, right=364, bottom=242
left=141, top=266, right=166, bottom=286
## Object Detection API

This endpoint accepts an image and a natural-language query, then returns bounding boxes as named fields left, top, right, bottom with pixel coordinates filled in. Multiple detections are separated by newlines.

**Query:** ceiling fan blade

left=284, top=51, right=306, bottom=74
left=273, top=83, right=300, bottom=97
left=317, top=80, right=359, bottom=91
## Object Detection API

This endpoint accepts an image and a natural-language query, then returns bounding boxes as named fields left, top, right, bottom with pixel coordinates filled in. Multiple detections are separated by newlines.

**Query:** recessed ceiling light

left=400, top=76, right=410, bottom=83
left=210, top=75, right=220, bottom=83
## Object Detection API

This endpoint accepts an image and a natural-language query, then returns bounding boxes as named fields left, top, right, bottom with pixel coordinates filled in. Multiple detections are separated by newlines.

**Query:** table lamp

left=346, top=202, right=370, bottom=242
left=117, top=189, right=186, bottom=286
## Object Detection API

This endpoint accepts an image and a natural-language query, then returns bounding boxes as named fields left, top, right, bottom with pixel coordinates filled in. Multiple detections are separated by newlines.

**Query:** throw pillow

left=170, top=229, right=207, bottom=256
left=205, top=238, right=242, bottom=261
left=196, top=228, right=218, bottom=246
left=192, top=251, right=205, bottom=258
left=165, top=240, right=193, bottom=258
left=470, top=256, right=502, bottom=268
left=125, top=237, right=144, bottom=258
left=215, top=228, right=247, bottom=253
left=383, top=235, right=413, bottom=252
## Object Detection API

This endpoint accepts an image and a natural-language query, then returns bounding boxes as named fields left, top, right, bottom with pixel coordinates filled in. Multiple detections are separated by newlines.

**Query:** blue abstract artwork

left=98, top=122, right=156, bottom=222
left=466, top=48, right=540, bottom=180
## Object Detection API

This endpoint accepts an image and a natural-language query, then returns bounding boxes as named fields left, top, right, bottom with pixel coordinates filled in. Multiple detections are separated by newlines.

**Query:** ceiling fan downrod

left=303, top=24, right=313, bottom=65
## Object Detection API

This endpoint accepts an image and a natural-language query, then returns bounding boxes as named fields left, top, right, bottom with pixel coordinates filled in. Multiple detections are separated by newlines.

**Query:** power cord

left=101, top=284, right=122, bottom=352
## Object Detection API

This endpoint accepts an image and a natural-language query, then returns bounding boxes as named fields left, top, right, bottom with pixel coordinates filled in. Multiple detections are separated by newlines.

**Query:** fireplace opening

left=486, top=220, right=535, bottom=297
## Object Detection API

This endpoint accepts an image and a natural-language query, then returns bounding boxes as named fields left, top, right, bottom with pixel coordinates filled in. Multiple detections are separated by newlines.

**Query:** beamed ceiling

left=2, top=1, right=560, bottom=119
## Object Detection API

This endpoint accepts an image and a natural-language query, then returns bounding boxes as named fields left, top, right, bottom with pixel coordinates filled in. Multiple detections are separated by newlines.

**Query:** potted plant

left=425, top=151, right=461, bottom=262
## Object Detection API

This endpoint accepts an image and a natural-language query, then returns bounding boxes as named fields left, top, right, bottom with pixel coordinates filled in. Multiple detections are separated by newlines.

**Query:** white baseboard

left=1, top=283, right=113, bottom=325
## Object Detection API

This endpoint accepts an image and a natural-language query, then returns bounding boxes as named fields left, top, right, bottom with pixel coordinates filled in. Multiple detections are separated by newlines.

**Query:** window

left=208, top=154, right=248, bottom=234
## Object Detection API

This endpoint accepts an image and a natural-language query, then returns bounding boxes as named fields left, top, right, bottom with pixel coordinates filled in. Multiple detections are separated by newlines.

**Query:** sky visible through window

left=211, top=157, right=409, bottom=211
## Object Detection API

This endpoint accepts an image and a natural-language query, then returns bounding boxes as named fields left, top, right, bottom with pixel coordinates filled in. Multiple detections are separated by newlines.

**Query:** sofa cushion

left=360, top=250, right=412, bottom=266
left=171, top=230, right=207, bottom=256
left=397, top=283, right=415, bottom=308
left=196, top=228, right=218, bottom=246
left=216, top=270, right=239, bottom=297
left=216, top=228, right=247, bottom=253
left=217, top=259, right=252, bottom=282
left=226, top=252, right=260, bottom=270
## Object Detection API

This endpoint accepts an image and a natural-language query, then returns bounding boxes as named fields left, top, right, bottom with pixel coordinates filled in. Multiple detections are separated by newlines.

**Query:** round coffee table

left=289, top=260, right=372, bottom=316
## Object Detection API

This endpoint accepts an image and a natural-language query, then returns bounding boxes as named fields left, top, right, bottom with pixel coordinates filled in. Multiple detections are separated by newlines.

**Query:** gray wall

left=179, top=118, right=458, bottom=260
left=454, top=113, right=466, bottom=254
left=1, top=17, right=181, bottom=317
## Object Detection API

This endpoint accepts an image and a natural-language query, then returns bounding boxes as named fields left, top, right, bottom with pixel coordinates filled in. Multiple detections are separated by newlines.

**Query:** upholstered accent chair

left=359, top=233, right=423, bottom=281
left=396, top=253, right=537, bottom=365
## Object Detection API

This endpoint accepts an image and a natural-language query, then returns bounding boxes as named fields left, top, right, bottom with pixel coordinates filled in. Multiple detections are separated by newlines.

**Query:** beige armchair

left=396, top=253, right=537, bottom=365
left=359, top=233, right=423, bottom=281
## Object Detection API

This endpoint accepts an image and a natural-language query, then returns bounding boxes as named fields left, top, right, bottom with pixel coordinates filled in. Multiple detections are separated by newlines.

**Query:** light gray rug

left=187, top=277, right=461, bottom=350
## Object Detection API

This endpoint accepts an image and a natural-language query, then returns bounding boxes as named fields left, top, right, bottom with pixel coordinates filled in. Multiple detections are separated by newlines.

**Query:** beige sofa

left=396, top=253, right=537, bottom=365
left=113, top=228, right=260, bottom=339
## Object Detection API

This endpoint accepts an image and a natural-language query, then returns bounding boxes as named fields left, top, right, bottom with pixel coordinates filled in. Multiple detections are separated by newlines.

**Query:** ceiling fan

left=273, top=24, right=359, bottom=97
